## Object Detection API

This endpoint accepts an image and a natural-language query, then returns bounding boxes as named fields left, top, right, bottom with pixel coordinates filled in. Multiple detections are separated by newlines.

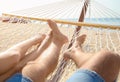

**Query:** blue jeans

left=67, top=69, right=105, bottom=82
left=5, top=73, right=33, bottom=82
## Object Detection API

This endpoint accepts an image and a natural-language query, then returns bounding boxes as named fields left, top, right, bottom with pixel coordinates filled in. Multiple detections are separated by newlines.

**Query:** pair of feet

left=30, top=20, right=120, bottom=82
left=32, top=20, right=86, bottom=63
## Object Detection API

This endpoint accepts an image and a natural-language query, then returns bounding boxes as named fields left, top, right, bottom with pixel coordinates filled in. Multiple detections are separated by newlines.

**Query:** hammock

left=0, top=0, right=120, bottom=82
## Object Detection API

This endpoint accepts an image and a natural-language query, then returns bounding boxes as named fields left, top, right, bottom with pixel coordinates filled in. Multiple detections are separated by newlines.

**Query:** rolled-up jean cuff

left=5, top=73, right=33, bottom=82
left=67, top=69, right=105, bottom=82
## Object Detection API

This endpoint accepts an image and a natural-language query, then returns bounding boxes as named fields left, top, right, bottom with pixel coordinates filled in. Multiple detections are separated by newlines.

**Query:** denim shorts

left=67, top=69, right=105, bottom=82
left=5, top=73, right=33, bottom=82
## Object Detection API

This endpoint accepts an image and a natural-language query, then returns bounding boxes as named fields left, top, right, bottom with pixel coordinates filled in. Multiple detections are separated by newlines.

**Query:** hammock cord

left=1, top=0, right=120, bottom=81
left=1, top=16, right=120, bottom=82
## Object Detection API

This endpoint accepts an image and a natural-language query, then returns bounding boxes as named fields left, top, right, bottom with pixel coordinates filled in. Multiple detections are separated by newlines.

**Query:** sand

left=0, top=22, right=120, bottom=82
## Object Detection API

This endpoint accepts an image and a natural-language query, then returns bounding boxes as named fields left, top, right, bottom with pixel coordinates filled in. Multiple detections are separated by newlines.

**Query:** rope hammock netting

left=0, top=0, right=120, bottom=82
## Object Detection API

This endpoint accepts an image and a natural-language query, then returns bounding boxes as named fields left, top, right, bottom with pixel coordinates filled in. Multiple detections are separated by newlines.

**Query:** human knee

left=99, top=49, right=120, bottom=60
left=96, top=50, right=120, bottom=81
left=22, top=64, right=45, bottom=82
left=22, top=62, right=47, bottom=81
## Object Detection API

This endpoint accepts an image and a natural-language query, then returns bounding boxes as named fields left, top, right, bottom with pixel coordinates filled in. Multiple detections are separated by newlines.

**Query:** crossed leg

left=0, top=31, right=53, bottom=82
left=64, top=35, right=120, bottom=82
left=0, top=34, right=46, bottom=75
left=21, top=20, right=68, bottom=82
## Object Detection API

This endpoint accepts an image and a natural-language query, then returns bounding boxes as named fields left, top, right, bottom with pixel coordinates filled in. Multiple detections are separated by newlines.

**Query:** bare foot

left=64, top=34, right=86, bottom=60
left=30, top=34, right=46, bottom=45
left=47, top=20, right=68, bottom=45
left=37, top=31, right=53, bottom=51
left=73, top=34, right=86, bottom=48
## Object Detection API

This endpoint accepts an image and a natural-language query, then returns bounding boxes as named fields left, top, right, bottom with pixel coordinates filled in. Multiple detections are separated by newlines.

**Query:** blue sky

left=0, top=0, right=120, bottom=15
left=97, top=0, right=120, bottom=14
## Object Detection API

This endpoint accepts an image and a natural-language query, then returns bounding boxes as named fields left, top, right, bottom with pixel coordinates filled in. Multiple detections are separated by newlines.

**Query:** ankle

left=53, top=42, right=64, bottom=48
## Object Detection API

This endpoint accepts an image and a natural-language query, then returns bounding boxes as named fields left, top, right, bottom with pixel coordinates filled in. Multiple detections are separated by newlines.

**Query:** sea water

left=61, top=18, right=120, bottom=26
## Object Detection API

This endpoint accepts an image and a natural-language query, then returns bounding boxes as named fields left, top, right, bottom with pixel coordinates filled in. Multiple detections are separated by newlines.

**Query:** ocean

left=61, top=18, right=120, bottom=26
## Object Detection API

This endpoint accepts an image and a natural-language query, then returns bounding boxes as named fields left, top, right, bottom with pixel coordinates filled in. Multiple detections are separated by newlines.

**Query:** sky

left=97, top=0, right=120, bottom=14
left=0, top=0, right=63, bottom=15
left=0, top=0, right=120, bottom=15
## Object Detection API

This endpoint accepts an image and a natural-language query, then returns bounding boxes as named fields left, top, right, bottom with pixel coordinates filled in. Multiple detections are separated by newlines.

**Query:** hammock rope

left=1, top=0, right=120, bottom=81
left=0, top=17, right=120, bottom=81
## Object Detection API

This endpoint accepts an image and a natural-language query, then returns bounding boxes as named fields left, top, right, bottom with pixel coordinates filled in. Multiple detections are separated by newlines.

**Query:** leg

left=0, top=34, right=46, bottom=75
left=21, top=20, right=68, bottom=82
left=16, top=31, right=53, bottom=70
left=64, top=35, right=120, bottom=82
left=64, top=34, right=92, bottom=67
left=0, top=32, right=52, bottom=82
left=80, top=50, right=120, bottom=82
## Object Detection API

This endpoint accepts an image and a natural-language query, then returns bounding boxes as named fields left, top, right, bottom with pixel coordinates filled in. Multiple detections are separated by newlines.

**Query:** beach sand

left=0, top=22, right=120, bottom=82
